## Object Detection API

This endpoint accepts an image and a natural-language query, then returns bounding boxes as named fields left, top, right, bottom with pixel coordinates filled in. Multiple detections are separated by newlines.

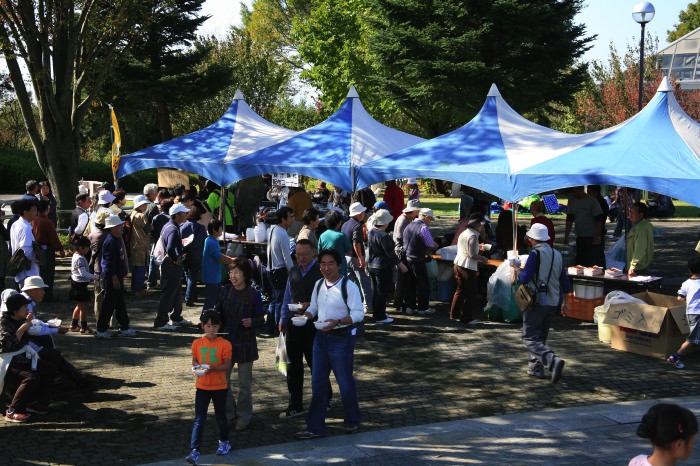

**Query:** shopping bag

left=275, top=333, right=289, bottom=376
left=605, top=236, right=626, bottom=271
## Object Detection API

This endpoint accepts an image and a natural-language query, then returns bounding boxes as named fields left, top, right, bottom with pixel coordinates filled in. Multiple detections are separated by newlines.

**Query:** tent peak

left=347, top=86, right=360, bottom=98
left=233, top=89, right=245, bottom=100
left=657, top=77, right=673, bottom=93
left=487, top=83, right=501, bottom=97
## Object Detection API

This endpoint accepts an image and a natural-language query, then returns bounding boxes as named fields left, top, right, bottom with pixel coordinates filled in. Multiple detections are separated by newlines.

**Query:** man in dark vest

left=278, top=239, right=331, bottom=419
left=402, top=208, right=438, bottom=316
left=69, top=193, right=91, bottom=242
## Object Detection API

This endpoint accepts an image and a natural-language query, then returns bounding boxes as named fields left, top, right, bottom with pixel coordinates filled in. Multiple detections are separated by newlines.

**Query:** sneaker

left=118, top=328, right=138, bottom=337
left=417, top=308, right=436, bottom=315
left=94, top=330, right=112, bottom=339
left=79, top=327, right=93, bottom=335
left=26, top=403, right=49, bottom=415
left=345, top=424, right=359, bottom=433
left=667, top=355, right=685, bottom=369
left=185, top=449, right=200, bottom=465
left=154, top=324, right=177, bottom=331
left=406, top=308, right=416, bottom=315
left=527, top=369, right=547, bottom=379
left=5, top=410, right=30, bottom=423
left=172, top=319, right=193, bottom=326
left=376, top=317, right=394, bottom=324
left=280, top=409, right=307, bottom=419
left=551, top=357, right=565, bottom=384
left=295, top=430, right=323, bottom=439
left=216, top=440, right=232, bottom=455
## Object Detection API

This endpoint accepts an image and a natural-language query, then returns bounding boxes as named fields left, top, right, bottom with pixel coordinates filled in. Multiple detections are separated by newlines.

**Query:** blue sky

left=200, top=0, right=688, bottom=64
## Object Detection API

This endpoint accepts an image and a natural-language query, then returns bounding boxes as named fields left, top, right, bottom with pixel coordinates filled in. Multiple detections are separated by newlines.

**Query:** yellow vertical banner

left=110, top=105, right=122, bottom=184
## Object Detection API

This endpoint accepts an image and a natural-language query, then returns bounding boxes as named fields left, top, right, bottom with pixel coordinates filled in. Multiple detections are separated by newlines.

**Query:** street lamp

left=633, top=2, right=655, bottom=112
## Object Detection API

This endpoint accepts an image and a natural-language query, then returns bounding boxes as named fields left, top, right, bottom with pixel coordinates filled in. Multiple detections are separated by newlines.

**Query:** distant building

left=660, top=27, right=700, bottom=90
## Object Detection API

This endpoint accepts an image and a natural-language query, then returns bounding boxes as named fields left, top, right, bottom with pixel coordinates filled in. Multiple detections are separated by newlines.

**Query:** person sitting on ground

left=1, top=293, right=54, bottom=423
left=21, top=276, right=56, bottom=350
left=666, top=256, right=700, bottom=369
left=69, top=237, right=100, bottom=334
left=296, top=207, right=321, bottom=252
left=626, top=202, right=654, bottom=278
left=216, top=258, right=265, bottom=432
left=629, top=403, right=698, bottom=466
left=185, top=310, right=233, bottom=465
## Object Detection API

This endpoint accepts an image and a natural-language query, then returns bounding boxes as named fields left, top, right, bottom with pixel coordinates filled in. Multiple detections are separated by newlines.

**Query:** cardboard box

left=603, top=292, right=689, bottom=359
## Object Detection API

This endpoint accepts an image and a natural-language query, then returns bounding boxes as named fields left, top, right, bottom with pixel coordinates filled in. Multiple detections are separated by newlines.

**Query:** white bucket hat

left=348, top=202, right=367, bottom=217
left=133, top=195, right=151, bottom=209
left=407, top=178, right=417, bottom=185
left=402, top=199, right=421, bottom=213
left=21, top=276, right=48, bottom=291
left=104, top=214, right=125, bottom=229
left=98, top=190, right=116, bottom=205
left=526, top=223, right=550, bottom=242
left=373, top=209, right=393, bottom=226
left=169, top=204, right=190, bottom=216
left=419, top=208, right=435, bottom=219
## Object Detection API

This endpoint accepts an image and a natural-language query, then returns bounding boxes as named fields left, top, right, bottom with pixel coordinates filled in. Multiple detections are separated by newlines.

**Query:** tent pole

left=513, top=202, right=519, bottom=258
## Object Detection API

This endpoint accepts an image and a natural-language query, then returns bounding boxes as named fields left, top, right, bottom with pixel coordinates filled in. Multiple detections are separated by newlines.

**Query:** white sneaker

left=94, top=330, right=112, bottom=339
left=119, top=328, right=138, bottom=337
left=418, top=308, right=436, bottom=315
left=406, top=308, right=416, bottom=315
left=172, top=319, right=192, bottom=326
left=155, top=324, right=177, bottom=331
left=376, top=317, right=394, bottom=324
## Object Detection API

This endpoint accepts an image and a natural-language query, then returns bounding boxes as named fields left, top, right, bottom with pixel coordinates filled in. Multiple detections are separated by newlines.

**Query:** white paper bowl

left=192, top=364, right=210, bottom=376
left=291, top=316, right=307, bottom=327
left=481, top=244, right=492, bottom=251
left=288, top=303, right=303, bottom=312
left=314, top=321, right=330, bottom=330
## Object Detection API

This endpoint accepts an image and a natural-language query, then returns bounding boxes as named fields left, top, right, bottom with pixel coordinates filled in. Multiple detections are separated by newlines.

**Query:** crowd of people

left=0, top=178, right=694, bottom=462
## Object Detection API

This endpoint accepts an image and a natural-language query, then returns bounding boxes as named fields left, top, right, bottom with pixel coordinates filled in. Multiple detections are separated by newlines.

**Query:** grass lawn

left=419, top=196, right=700, bottom=219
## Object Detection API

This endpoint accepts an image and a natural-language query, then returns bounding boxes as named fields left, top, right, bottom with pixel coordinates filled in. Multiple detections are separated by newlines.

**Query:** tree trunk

left=156, top=102, right=173, bottom=142
left=43, top=131, right=80, bottom=228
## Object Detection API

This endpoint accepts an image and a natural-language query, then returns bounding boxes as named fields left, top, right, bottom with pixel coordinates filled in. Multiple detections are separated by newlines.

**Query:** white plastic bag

left=153, top=238, right=166, bottom=266
left=605, top=236, right=626, bottom=271
left=275, top=333, right=289, bottom=377
left=486, top=262, right=515, bottom=313
left=603, top=290, right=646, bottom=308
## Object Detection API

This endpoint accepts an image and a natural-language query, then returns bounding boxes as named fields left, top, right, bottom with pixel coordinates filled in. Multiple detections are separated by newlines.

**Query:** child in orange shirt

left=186, top=310, right=233, bottom=465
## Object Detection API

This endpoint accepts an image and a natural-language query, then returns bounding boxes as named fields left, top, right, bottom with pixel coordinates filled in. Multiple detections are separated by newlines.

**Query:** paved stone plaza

left=1, top=218, right=699, bottom=465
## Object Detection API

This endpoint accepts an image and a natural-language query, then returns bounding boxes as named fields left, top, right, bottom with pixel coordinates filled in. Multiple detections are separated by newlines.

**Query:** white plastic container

left=246, top=227, right=255, bottom=242
left=254, top=222, right=267, bottom=243
left=594, top=306, right=611, bottom=343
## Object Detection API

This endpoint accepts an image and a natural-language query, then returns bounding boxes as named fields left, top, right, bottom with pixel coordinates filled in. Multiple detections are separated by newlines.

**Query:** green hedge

left=0, top=149, right=158, bottom=193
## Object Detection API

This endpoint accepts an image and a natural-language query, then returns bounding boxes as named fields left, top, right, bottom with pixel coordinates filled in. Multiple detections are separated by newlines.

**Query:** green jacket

left=626, top=218, right=654, bottom=272
left=206, top=190, right=235, bottom=227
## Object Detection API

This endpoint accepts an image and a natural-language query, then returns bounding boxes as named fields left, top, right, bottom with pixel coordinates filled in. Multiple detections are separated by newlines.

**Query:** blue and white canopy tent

left=518, top=78, right=700, bottom=206
left=357, top=84, right=620, bottom=202
left=221, top=87, right=425, bottom=192
left=116, top=90, right=298, bottom=185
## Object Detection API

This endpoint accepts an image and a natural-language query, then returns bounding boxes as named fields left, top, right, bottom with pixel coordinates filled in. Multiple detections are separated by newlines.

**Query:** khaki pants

left=226, top=361, right=253, bottom=427
left=93, top=279, right=104, bottom=323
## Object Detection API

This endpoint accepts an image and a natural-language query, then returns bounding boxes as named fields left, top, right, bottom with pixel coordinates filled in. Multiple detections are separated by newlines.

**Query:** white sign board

left=271, top=173, right=300, bottom=187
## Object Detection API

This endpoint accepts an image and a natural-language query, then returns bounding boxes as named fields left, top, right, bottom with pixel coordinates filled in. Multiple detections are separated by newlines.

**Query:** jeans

left=202, top=283, right=221, bottom=313
left=348, top=257, right=373, bottom=310
left=522, top=304, right=558, bottom=373
left=450, top=265, right=478, bottom=322
left=226, top=361, right=253, bottom=426
left=131, top=266, right=146, bottom=293
left=190, top=388, right=229, bottom=451
left=369, top=267, right=392, bottom=321
left=184, top=261, right=201, bottom=302
left=98, top=277, right=130, bottom=332
left=306, top=330, right=361, bottom=435
left=155, top=258, right=183, bottom=327
left=267, top=282, right=285, bottom=334
left=406, top=259, right=429, bottom=311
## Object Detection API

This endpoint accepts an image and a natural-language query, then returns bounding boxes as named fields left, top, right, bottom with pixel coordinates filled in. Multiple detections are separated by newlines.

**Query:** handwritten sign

left=157, top=169, right=190, bottom=189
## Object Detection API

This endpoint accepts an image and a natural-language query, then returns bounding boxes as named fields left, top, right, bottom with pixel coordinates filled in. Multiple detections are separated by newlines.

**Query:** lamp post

left=633, top=2, right=655, bottom=112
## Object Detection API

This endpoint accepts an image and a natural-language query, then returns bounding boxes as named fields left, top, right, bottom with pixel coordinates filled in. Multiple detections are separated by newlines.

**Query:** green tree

left=0, top=0, right=148, bottom=210
left=668, top=1, right=700, bottom=42
left=363, top=0, right=594, bottom=137
left=99, top=0, right=232, bottom=143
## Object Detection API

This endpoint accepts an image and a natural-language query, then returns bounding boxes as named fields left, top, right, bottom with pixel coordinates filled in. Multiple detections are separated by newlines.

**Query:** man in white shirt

left=266, top=206, right=295, bottom=336
left=69, top=193, right=91, bottom=240
left=10, top=198, right=40, bottom=288
left=295, top=248, right=364, bottom=439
